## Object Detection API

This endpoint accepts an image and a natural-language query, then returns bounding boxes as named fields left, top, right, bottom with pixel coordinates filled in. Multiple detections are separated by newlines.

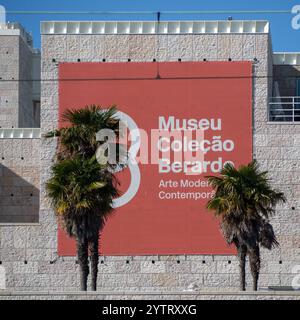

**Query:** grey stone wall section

left=18, top=37, right=34, bottom=128
left=0, top=36, right=19, bottom=128
left=0, top=32, right=40, bottom=128
left=0, top=138, right=40, bottom=223
left=0, top=32, right=299, bottom=292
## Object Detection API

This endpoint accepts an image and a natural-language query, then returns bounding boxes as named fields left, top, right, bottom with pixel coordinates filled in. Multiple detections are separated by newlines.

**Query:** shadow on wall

left=273, top=65, right=300, bottom=96
left=0, top=164, right=39, bottom=223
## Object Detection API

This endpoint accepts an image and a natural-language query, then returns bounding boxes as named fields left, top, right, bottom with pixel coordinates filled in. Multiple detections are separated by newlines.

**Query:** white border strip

left=273, top=53, right=300, bottom=65
left=41, top=20, right=269, bottom=35
left=0, top=128, right=41, bottom=139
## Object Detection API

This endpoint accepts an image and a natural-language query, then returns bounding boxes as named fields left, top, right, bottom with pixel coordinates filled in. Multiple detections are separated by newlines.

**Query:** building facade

left=0, top=22, right=40, bottom=128
left=0, top=20, right=299, bottom=293
left=0, top=23, right=40, bottom=224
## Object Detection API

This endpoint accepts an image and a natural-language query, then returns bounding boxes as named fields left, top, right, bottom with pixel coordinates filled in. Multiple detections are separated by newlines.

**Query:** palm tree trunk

left=90, top=234, right=99, bottom=291
left=238, top=245, right=247, bottom=291
left=249, top=245, right=260, bottom=291
left=76, top=237, right=89, bottom=291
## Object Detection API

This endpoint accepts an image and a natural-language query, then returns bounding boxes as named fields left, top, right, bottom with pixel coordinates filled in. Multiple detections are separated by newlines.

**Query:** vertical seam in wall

left=252, top=36, right=257, bottom=157
left=241, top=34, right=244, bottom=61
left=229, top=35, right=232, bottom=60
left=18, top=37, right=21, bottom=128
left=216, top=35, right=219, bottom=60
left=252, top=62, right=256, bottom=159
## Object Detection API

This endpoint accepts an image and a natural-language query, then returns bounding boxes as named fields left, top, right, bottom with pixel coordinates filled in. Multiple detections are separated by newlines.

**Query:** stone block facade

left=18, top=38, right=35, bottom=128
left=0, top=24, right=299, bottom=294
left=0, top=25, right=40, bottom=128
left=0, top=36, right=19, bottom=128
left=0, top=138, right=40, bottom=223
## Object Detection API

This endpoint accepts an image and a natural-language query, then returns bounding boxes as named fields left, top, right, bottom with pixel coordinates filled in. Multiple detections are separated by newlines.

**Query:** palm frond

left=87, top=181, right=107, bottom=191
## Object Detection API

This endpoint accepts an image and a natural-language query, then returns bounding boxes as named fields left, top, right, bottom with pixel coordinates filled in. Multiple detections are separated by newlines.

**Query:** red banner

left=58, top=61, right=252, bottom=255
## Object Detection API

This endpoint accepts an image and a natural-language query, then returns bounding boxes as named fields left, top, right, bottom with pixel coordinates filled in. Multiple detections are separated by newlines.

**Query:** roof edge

left=41, top=20, right=270, bottom=35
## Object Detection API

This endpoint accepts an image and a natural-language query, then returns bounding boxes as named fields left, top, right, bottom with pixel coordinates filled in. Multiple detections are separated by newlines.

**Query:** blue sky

left=1, top=0, right=300, bottom=51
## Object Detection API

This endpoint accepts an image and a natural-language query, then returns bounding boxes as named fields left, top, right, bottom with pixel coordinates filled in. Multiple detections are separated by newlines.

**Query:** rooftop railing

left=269, top=97, right=300, bottom=123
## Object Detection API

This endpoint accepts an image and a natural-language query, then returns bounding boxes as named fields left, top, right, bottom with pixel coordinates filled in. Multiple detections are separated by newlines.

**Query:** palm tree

left=45, top=105, right=121, bottom=291
left=206, top=161, right=285, bottom=291
left=46, top=156, right=118, bottom=291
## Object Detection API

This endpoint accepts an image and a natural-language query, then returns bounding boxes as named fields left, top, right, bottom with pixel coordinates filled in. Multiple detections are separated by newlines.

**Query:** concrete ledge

left=0, top=223, right=41, bottom=226
left=0, top=290, right=300, bottom=300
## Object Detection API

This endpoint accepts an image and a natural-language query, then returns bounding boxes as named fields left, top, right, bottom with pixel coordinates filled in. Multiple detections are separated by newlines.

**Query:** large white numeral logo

left=112, top=111, right=141, bottom=208
left=96, top=111, right=141, bottom=208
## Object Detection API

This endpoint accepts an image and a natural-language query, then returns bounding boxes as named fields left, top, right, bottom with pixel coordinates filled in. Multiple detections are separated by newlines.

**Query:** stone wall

left=0, top=33, right=39, bottom=128
left=0, top=138, right=40, bottom=223
left=0, top=36, right=19, bottom=128
left=0, top=32, right=299, bottom=293
left=18, top=37, right=34, bottom=128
